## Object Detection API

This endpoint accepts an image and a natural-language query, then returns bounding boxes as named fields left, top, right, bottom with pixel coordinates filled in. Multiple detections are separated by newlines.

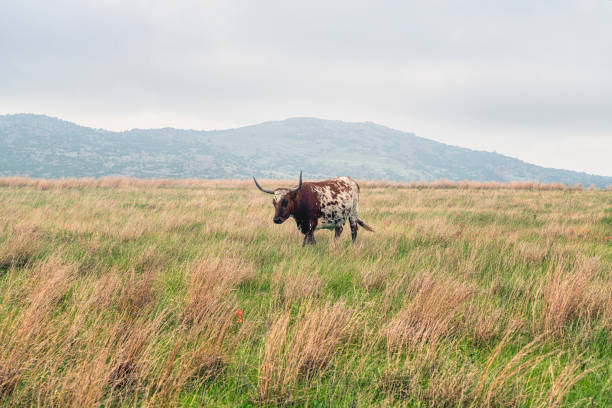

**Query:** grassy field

left=0, top=179, right=611, bottom=407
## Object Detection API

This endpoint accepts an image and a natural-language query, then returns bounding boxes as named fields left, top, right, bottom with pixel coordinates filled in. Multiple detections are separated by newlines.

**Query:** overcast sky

left=1, top=0, right=611, bottom=175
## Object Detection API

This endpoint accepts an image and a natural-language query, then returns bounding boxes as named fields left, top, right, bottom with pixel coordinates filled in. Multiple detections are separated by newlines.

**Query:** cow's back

left=306, top=177, right=358, bottom=229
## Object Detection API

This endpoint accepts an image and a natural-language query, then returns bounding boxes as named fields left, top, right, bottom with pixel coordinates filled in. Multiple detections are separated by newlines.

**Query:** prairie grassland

left=0, top=179, right=611, bottom=407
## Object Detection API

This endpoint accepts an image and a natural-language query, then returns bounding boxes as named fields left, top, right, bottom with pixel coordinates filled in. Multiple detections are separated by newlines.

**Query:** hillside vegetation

left=0, top=179, right=611, bottom=407
left=2, top=114, right=612, bottom=188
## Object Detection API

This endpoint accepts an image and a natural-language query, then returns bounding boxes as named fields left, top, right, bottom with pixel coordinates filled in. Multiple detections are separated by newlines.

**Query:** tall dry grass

left=0, top=252, right=254, bottom=406
left=0, top=176, right=600, bottom=190
left=533, top=256, right=603, bottom=336
left=385, top=273, right=474, bottom=349
left=258, top=302, right=354, bottom=404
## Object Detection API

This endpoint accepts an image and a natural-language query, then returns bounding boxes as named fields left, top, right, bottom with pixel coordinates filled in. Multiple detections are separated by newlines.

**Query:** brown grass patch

left=183, top=256, right=254, bottom=326
left=0, top=177, right=598, bottom=191
left=258, top=302, right=354, bottom=404
left=360, top=263, right=390, bottom=293
left=516, top=241, right=550, bottom=265
left=463, top=301, right=504, bottom=345
left=536, top=258, right=597, bottom=336
left=0, top=258, right=78, bottom=403
left=385, top=274, right=474, bottom=349
left=271, top=263, right=324, bottom=306
left=115, top=270, right=157, bottom=315
left=143, top=256, right=257, bottom=400
left=380, top=346, right=476, bottom=407
left=0, top=222, right=44, bottom=271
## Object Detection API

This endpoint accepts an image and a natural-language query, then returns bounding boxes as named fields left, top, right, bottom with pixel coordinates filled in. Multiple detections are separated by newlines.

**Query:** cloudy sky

left=1, top=0, right=611, bottom=175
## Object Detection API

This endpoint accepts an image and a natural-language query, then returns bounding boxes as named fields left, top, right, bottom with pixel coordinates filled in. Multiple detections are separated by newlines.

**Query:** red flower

left=235, top=309, right=243, bottom=323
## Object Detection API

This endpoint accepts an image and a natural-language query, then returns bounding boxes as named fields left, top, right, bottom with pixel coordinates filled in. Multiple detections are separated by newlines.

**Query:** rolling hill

left=1, top=113, right=610, bottom=187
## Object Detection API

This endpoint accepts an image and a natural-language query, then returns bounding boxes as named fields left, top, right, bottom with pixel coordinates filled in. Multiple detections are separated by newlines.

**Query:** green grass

left=0, top=180, right=611, bottom=407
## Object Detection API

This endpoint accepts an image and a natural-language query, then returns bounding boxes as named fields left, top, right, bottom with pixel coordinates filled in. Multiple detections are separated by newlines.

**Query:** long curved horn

left=289, top=171, right=303, bottom=193
left=253, top=176, right=275, bottom=194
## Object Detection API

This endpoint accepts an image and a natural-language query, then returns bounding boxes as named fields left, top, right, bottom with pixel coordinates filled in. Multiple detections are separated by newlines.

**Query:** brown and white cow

left=253, top=172, right=373, bottom=246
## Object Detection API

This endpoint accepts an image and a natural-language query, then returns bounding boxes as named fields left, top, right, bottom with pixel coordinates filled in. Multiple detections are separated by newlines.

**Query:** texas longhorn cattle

left=253, top=172, right=373, bottom=246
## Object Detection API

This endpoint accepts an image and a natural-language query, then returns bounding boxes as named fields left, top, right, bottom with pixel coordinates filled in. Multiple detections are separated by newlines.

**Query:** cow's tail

left=357, top=219, right=374, bottom=232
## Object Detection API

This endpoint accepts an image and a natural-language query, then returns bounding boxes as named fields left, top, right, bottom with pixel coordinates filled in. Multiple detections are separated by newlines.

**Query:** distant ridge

left=1, top=113, right=611, bottom=188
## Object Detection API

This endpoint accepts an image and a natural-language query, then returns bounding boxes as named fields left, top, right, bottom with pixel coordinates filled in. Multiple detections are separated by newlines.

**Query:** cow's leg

left=334, top=225, right=343, bottom=239
left=302, top=233, right=316, bottom=246
left=349, top=217, right=358, bottom=243
left=305, top=219, right=317, bottom=246
left=302, top=231, right=315, bottom=246
left=302, top=222, right=317, bottom=246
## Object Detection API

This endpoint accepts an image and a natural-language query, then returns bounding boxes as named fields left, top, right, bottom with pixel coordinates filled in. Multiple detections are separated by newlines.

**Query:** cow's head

left=253, top=171, right=303, bottom=224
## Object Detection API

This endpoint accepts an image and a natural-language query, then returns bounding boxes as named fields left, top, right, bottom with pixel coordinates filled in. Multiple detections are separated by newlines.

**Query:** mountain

left=1, top=113, right=611, bottom=188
